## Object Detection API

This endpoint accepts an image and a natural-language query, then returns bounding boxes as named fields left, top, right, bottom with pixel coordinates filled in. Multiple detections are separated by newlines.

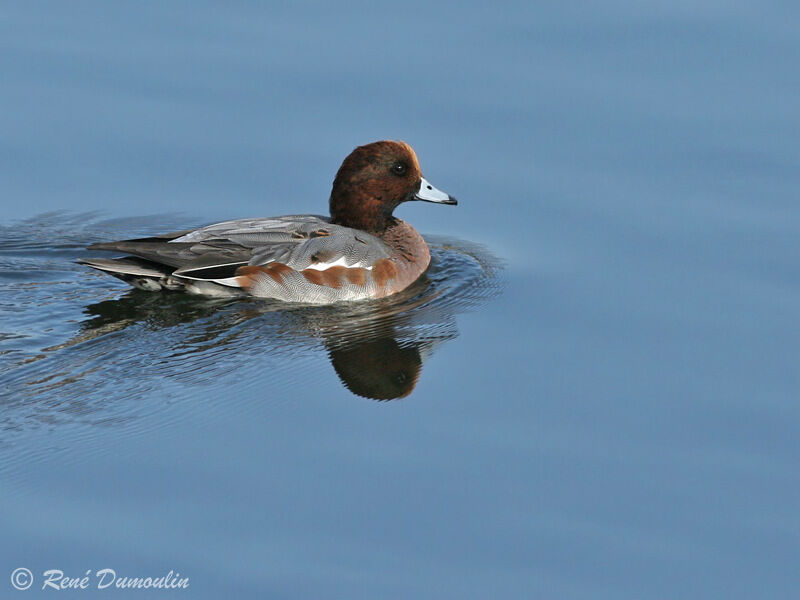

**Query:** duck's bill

left=414, top=177, right=457, bottom=205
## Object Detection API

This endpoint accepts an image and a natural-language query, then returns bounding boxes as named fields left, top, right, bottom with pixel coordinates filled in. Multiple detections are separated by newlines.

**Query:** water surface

left=1, top=2, right=799, bottom=599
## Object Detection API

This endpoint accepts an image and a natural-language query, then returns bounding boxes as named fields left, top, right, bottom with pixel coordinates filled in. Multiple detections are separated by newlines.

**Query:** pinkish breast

left=374, top=220, right=431, bottom=297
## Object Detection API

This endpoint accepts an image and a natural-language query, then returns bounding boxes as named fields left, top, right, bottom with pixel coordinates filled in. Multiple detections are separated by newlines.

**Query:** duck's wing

left=172, top=216, right=392, bottom=280
left=81, top=215, right=391, bottom=288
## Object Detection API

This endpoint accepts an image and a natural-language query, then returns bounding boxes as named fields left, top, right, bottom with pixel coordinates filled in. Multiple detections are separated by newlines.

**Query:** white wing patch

left=205, top=277, right=243, bottom=288
left=304, top=256, right=373, bottom=271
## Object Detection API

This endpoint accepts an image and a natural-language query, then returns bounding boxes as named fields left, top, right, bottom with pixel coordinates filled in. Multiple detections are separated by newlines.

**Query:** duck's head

left=329, top=140, right=456, bottom=232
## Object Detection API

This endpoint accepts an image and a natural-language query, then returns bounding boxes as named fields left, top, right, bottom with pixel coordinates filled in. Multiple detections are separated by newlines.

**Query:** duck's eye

left=391, top=162, right=407, bottom=176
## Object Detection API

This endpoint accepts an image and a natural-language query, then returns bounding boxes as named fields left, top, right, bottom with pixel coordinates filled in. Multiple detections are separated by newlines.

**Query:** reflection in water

left=72, top=278, right=459, bottom=401
left=328, top=339, right=422, bottom=400
left=0, top=215, right=502, bottom=434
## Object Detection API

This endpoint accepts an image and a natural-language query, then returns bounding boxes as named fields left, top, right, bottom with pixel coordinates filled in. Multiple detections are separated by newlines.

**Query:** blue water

left=1, top=2, right=799, bottom=598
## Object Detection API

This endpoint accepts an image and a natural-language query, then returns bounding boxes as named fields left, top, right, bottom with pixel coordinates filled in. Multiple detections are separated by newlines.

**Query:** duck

left=79, top=140, right=457, bottom=303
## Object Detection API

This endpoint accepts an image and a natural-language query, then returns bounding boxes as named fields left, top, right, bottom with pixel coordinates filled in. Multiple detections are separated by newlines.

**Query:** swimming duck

left=80, top=140, right=456, bottom=303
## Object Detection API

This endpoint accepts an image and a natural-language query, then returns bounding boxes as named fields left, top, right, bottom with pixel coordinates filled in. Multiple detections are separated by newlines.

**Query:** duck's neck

left=329, top=188, right=399, bottom=233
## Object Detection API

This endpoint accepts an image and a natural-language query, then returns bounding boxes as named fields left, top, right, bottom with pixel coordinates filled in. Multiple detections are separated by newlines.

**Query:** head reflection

left=327, top=337, right=423, bottom=400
